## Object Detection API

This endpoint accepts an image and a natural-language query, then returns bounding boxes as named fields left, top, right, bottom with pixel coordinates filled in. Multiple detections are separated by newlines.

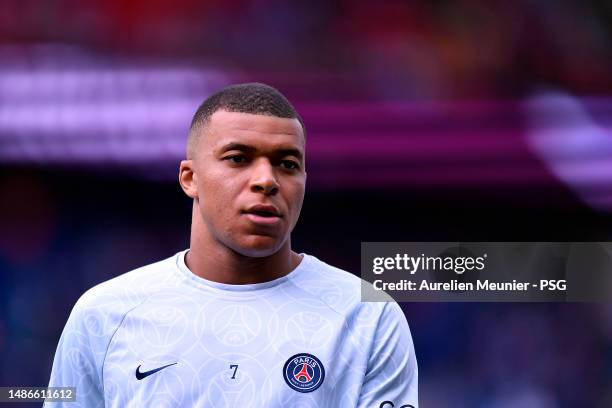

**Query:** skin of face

left=179, top=110, right=306, bottom=259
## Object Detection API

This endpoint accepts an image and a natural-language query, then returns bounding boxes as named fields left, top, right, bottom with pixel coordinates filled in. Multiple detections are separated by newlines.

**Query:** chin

left=231, top=235, right=285, bottom=258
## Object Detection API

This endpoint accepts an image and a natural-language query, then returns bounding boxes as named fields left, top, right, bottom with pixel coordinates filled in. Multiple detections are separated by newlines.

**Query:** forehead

left=202, top=110, right=305, bottom=152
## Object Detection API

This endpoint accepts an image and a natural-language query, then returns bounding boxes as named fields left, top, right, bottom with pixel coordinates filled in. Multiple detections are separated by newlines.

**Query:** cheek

left=198, top=174, right=224, bottom=212
left=203, top=190, right=232, bottom=218
left=197, top=171, right=242, bottom=225
left=287, top=184, right=306, bottom=219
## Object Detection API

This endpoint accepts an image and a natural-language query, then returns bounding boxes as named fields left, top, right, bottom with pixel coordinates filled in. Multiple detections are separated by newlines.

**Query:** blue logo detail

left=283, top=353, right=325, bottom=393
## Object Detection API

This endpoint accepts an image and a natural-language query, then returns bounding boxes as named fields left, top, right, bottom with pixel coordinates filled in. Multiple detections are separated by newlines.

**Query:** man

left=46, top=83, right=418, bottom=407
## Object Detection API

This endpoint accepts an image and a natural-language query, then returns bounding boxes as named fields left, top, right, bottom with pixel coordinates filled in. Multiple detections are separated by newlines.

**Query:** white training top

left=45, top=250, right=418, bottom=408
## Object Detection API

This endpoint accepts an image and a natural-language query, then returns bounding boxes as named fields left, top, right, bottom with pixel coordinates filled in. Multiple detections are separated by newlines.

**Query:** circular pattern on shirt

left=282, top=353, right=325, bottom=393
left=212, top=304, right=262, bottom=346
left=124, top=290, right=205, bottom=357
left=136, top=303, right=190, bottom=350
left=283, top=310, right=334, bottom=350
left=194, top=298, right=279, bottom=357
left=106, top=357, right=187, bottom=407
left=287, top=277, right=348, bottom=311
left=191, top=356, right=264, bottom=408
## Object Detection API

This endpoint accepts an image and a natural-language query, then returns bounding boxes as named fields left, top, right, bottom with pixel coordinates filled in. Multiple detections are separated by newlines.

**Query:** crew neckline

left=174, top=249, right=310, bottom=293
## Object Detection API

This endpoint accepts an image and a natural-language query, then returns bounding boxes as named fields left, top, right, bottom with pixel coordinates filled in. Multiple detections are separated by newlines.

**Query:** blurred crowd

left=0, top=1, right=611, bottom=99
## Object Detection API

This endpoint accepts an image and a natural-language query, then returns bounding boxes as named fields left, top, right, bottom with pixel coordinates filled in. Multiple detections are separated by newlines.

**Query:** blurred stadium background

left=1, top=1, right=612, bottom=407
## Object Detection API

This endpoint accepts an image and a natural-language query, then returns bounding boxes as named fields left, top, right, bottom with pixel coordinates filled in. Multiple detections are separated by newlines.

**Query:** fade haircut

left=187, top=82, right=305, bottom=159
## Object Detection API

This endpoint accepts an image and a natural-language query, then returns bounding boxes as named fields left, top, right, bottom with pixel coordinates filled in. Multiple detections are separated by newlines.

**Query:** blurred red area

left=1, top=0, right=611, bottom=97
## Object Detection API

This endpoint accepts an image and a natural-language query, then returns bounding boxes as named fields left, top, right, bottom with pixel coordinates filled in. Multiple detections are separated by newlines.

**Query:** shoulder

left=290, top=254, right=398, bottom=318
left=69, top=252, right=183, bottom=331
left=51, top=252, right=185, bottom=382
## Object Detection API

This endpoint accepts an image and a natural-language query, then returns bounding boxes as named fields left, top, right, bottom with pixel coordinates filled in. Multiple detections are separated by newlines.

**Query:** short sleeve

left=44, top=295, right=105, bottom=408
left=357, top=302, right=418, bottom=408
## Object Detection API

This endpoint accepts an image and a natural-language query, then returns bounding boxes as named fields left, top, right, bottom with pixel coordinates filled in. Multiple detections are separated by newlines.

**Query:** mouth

left=242, top=205, right=283, bottom=225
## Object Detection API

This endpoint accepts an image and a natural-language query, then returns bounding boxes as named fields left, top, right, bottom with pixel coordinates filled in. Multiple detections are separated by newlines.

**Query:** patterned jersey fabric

left=45, top=250, right=418, bottom=407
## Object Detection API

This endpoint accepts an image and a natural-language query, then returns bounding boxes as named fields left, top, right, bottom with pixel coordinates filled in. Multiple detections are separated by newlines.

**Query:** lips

left=242, top=204, right=282, bottom=226
left=244, top=204, right=281, bottom=217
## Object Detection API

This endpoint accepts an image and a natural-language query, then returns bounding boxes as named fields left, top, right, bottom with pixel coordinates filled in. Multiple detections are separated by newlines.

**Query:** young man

left=46, top=83, right=418, bottom=407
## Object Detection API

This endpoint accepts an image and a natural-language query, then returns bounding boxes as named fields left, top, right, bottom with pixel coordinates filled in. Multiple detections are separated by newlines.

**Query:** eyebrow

left=219, top=142, right=303, bottom=160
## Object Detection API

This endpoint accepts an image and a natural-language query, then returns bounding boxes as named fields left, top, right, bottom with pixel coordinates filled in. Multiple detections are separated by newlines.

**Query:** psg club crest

left=283, top=353, right=325, bottom=393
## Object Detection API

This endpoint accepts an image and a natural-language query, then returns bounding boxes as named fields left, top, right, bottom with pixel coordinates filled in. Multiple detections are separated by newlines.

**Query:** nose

left=249, top=159, right=280, bottom=196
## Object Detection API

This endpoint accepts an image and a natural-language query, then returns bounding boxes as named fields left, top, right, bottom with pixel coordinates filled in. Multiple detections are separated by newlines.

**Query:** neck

left=186, top=203, right=302, bottom=284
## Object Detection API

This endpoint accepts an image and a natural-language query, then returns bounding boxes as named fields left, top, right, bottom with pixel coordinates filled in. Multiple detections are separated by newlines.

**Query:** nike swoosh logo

left=135, top=362, right=178, bottom=380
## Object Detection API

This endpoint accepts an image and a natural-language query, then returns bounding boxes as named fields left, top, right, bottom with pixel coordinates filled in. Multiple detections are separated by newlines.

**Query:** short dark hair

left=187, top=82, right=305, bottom=158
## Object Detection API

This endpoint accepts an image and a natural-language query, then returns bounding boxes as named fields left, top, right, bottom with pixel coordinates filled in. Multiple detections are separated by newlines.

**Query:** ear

left=179, top=160, right=198, bottom=198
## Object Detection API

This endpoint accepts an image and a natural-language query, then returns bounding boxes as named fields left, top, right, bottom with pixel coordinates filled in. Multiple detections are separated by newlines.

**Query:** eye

left=224, top=155, right=247, bottom=164
left=281, top=160, right=300, bottom=170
